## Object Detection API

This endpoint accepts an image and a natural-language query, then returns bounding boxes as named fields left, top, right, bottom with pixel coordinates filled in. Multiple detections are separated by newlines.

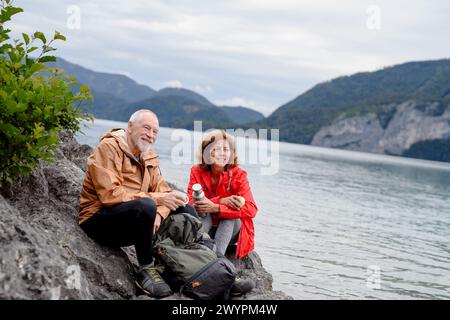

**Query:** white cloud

left=164, top=80, right=183, bottom=88
left=117, top=71, right=132, bottom=78
left=193, top=85, right=213, bottom=94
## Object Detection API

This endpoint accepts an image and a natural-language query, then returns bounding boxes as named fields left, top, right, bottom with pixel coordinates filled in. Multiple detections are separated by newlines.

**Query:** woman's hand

left=194, top=198, right=220, bottom=214
left=220, top=195, right=242, bottom=210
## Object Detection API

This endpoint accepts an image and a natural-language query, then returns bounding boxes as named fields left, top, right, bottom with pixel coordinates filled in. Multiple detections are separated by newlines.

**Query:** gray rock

left=0, top=131, right=290, bottom=300
left=227, top=252, right=292, bottom=300
left=311, top=100, right=450, bottom=155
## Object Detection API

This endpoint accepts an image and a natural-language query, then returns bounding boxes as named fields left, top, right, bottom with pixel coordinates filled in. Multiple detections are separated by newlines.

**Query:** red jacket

left=187, top=165, right=258, bottom=259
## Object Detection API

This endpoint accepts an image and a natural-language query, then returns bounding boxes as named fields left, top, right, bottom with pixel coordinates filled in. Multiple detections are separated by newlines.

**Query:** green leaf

left=53, top=31, right=66, bottom=41
left=0, top=89, right=7, bottom=100
left=0, top=43, right=13, bottom=53
left=79, top=84, right=90, bottom=94
left=0, top=2, right=93, bottom=182
left=7, top=49, right=18, bottom=63
left=42, top=45, right=57, bottom=54
left=6, top=102, right=28, bottom=114
left=32, top=108, right=43, bottom=118
left=17, top=102, right=27, bottom=112
left=0, top=123, right=20, bottom=138
left=0, top=6, right=24, bottom=24
left=38, top=55, right=56, bottom=63
left=27, top=46, right=38, bottom=54
left=29, top=63, right=47, bottom=74
left=22, top=33, right=30, bottom=45
left=33, top=123, right=45, bottom=139
left=33, top=31, right=46, bottom=44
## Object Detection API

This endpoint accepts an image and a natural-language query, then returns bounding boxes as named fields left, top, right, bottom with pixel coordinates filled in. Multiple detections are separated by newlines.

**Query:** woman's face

left=209, top=139, right=231, bottom=168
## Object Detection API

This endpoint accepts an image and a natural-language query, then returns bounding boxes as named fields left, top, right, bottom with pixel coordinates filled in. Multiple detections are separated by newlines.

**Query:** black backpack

left=154, top=213, right=237, bottom=300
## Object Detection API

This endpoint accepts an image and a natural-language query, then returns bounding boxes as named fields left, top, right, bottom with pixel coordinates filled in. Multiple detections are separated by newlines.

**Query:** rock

left=57, top=130, right=93, bottom=172
left=0, top=193, right=135, bottom=300
left=0, top=131, right=290, bottom=300
left=227, top=251, right=292, bottom=300
left=311, top=100, right=450, bottom=155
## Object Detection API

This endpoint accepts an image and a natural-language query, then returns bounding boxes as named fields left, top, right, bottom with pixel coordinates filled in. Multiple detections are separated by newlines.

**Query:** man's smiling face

left=127, top=112, right=159, bottom=155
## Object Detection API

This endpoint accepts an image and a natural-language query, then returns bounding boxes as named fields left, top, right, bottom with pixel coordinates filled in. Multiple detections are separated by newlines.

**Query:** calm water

left=76, top=119, right=450, bottom=300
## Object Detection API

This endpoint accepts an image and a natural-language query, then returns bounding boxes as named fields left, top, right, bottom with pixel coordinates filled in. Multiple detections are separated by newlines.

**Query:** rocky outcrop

left=311, top=101, right=450, bottom=155
left=0, top=131, right=290, bottom=300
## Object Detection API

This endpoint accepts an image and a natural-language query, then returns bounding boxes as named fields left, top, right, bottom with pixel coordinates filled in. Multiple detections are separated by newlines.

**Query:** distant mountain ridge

left=48, top=58, right=156, bottom=102
left=259, top=58, right=450, bottom=144
left=254, top=58, right=450, bottom=162
left=51, top=57, right=450, bottom=163
left=220, top=106, right=264, bottom=124
left=50, top=57, right=265, bottom=128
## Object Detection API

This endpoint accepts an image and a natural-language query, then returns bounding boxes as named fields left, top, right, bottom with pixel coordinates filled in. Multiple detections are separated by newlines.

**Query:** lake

left=76, top=119, right=450, bottom=299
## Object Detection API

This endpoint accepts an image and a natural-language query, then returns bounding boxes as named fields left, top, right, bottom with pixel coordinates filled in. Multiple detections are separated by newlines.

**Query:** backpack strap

left=181, top=213, right=199, bottom=242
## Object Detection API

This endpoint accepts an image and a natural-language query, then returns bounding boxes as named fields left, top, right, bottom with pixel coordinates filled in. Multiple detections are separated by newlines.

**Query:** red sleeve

left=218, top=170, right=258, bottom=220
left=187, top=166, right=221, bottom=205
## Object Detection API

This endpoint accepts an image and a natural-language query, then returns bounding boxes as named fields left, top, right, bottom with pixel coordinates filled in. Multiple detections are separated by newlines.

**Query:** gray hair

left=128, top=109, right=157, bottom=123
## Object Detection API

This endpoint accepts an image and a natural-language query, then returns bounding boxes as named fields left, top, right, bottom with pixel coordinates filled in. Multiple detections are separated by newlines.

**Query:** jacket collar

left=200, top=166, right=235, bottom=195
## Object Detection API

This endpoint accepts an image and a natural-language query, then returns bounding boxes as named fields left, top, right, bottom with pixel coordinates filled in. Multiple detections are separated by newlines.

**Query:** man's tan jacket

left=78, top=128, right=172, bottom=224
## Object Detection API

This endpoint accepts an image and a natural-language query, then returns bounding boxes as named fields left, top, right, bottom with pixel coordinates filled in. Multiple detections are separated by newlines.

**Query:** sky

left=8, top=0, right=450, bottom=116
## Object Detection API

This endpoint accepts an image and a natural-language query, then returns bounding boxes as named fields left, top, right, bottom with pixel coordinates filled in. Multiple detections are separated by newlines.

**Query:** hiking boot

left=135, top=266, right=173, bottom=298
left=230, top=278, right=255, bottom=297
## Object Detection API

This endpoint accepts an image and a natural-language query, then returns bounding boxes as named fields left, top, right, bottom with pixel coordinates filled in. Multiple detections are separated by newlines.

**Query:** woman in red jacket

left=187, top=130, right=258, bottom=259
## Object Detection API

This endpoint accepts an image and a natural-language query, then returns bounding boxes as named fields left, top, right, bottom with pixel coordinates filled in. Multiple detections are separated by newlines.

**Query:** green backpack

left=154, top=213, right=237, bottom=299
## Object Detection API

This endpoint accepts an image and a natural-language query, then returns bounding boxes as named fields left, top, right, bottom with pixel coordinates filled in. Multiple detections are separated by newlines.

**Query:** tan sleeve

left=88, top=141, right=151, bottom=206
left=148, top=166, right=173, bottom=219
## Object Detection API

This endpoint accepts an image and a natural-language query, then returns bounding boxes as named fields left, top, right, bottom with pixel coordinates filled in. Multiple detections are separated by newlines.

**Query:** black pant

left=80, top=198, right=198, bottom=265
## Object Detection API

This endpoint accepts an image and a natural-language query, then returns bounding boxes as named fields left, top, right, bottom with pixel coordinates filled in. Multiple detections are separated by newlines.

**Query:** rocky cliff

left=0, top=131, right=290, bottom=300
left=311, top=101, right=450, bottom=156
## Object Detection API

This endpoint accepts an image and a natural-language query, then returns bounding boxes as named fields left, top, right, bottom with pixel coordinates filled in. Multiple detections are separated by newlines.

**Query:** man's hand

left=158, top=191, right=186, bottom=211
left=194, top=197, right=220, bottom=214
left=153, top=213, right=162, bottom=234
left=220, top=196, right=242, bottom=210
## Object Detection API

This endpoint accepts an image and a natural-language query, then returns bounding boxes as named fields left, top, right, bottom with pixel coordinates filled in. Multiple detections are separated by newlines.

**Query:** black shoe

left=135, top=266, right=173, bottom=298
left=230, top=278, right=255, bottom=297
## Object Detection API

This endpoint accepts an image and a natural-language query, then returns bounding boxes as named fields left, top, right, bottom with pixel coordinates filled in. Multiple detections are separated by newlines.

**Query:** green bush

left=0, top=0, right=92, bottom=183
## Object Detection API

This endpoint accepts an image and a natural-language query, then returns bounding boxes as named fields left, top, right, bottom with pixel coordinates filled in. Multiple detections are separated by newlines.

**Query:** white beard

left=136, top=140, right=151, bottom=153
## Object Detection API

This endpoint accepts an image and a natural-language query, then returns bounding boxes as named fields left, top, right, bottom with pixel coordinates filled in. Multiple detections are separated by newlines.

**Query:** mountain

left=220, top=106, right=264, bottom=124
left=49, top=58, right=156, bottom=102
left=86, top=90, right=129, bottom=120
left=311, top=100, right=450, bottom=158
left=51, top=56, right=450, bottom=162
left=152, top=88, right=215, bottom=107
left=249, top=58, right=450, bottom=162
left=261, top=58, right=450, bottom=145
left=49, top=58, right=265, bottom=128
left=120, top=94, right=233, bottom=129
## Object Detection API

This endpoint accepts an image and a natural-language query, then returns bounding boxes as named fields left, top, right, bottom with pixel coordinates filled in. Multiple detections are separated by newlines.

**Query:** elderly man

left=78, top=109, right=196, bottom=298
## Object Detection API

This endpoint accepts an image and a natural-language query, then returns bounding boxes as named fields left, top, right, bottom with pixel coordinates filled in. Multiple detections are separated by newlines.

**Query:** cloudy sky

left=9, top=0, right=450, bottom=115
